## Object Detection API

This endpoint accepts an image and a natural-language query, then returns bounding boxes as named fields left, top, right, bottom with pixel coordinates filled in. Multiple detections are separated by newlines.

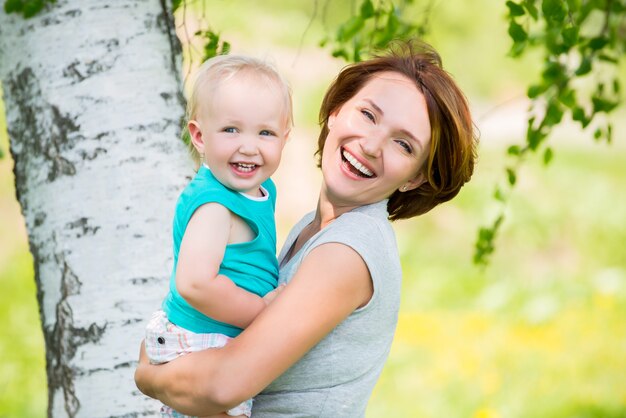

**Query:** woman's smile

left=341, top=147, right=376, bottom=178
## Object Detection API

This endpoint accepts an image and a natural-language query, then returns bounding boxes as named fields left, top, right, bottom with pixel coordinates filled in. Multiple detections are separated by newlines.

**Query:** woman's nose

left=359, top=131, right=384, bottom=158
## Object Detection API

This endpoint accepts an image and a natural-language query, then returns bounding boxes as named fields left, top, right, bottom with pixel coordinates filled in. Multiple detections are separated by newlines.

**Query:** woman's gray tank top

left=252, top=200, right=402, bottom=417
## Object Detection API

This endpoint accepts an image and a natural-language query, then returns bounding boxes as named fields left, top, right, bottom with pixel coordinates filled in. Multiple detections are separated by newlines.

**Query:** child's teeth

left=237, top=163, right=255, bottom=172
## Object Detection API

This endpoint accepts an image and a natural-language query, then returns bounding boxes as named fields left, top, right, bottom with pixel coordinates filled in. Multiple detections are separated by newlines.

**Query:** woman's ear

left=327, top=114, right=336, bottom=129
left=328, top=106, right=342, bottom=129
left=187, top=120, right=204, bottom=154
left=400, top=172, right=427, bottom=192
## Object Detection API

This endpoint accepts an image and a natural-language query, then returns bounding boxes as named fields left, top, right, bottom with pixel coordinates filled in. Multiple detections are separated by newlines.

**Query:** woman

left=135, top=42, right=477, bottom=417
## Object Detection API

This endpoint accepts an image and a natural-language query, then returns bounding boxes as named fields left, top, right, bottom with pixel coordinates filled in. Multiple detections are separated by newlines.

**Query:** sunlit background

left=1, top=1, right=625, bottom=417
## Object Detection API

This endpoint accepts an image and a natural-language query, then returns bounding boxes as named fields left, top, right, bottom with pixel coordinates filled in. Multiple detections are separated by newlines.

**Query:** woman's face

left=320, top=71, right=431, bottom=209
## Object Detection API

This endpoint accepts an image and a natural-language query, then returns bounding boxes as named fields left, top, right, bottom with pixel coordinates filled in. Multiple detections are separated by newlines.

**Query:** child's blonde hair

left=186, top=54, right=293, bottom=166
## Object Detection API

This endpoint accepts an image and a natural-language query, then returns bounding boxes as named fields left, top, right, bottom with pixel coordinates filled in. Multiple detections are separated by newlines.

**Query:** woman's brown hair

left=317, top=41, right=478, bottom=220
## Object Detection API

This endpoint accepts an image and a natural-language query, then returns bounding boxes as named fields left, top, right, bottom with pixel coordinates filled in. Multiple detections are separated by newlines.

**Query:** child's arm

left=175, top=202, right=269, bottom=329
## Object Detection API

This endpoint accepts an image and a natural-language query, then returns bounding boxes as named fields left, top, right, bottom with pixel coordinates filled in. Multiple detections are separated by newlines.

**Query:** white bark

left=0, top=1, right=190, bottom=416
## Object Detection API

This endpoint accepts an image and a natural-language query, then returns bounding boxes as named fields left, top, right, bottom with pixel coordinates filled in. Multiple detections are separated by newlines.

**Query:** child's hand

left=263, top=283, right=286, bottom=306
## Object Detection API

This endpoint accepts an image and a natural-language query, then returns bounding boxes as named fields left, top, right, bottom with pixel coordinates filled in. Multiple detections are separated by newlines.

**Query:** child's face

left=191, top=74, right=289, bottom=197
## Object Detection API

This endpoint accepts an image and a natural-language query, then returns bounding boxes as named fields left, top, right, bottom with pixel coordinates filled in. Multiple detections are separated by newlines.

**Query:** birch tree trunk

left=0, top=1, right=190, bottom=416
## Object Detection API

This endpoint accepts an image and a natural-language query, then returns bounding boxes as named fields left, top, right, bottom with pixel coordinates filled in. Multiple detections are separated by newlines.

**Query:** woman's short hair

left=317, top=41, right=478, bottom=220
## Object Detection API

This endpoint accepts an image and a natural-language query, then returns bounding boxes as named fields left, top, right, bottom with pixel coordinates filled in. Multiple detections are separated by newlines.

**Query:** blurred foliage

left=319, top=0, right=429, bottom=62
left=3, top=0, right=54, bottom=18
left=173, top=0, right=230, bottom=64
left=475, top=0, right=626, bottom=265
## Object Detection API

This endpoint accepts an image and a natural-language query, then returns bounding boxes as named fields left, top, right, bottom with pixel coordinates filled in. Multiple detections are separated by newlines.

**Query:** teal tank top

left=162, top=166, right=279, bottom=337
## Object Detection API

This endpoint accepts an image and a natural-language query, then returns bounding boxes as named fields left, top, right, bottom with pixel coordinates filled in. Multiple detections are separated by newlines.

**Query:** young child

left=144, top=54, right=292, bottom=418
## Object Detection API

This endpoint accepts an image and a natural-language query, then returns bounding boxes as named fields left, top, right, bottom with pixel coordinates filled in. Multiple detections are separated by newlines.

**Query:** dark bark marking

left=6, top=67, right=82, bottom=186
left=65, top=217, right=100, bottom=238
left=34, top=211, right=47, bottom=227
left=63, top=59, right=117, bottom=85
left=42, top=245, right=107, bottom=417
left=79, top=146, right=107, bottom=161
left=129, top=277, right=162, bottom=285
left=158, top=0, right=186, bottom=136
left=65, top=9, right=82, bottom=18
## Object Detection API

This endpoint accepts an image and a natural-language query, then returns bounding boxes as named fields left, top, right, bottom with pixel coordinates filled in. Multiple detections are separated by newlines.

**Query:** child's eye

left=223, top=127, right=238, bottom=133
left=259, top=130, right=276, bottom=137
left=395, top=139, right=413, bottom=154
left=361, top=109, right=375, bottom=122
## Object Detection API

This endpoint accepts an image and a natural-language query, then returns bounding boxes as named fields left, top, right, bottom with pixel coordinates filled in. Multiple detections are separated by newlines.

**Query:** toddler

left=144, top=54, right=292, bottom=418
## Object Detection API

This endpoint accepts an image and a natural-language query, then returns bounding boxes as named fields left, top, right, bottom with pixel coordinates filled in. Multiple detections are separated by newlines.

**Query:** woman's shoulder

left=306, top=202, right=398, bottom=271
left=326, top=201, right=394, bottom=241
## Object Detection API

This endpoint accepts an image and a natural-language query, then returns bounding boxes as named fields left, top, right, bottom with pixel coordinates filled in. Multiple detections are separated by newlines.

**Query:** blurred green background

left=1, top=1, right=626, bottom=417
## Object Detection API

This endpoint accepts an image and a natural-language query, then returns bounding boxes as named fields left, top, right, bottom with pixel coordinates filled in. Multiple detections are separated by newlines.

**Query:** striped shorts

left=145, top=310, right=252, bottom=417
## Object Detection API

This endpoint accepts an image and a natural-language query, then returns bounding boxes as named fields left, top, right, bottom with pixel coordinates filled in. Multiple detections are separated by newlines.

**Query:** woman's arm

left=176, top=203, right=267, bottom=328
left=135, top=242, right=373, bottom=416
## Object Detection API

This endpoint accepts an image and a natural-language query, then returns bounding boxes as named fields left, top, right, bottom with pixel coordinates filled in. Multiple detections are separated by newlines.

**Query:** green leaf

left=543, top=147, right=553, bottom=165
left=331, top=48, right=350, bottom=61
left=594, top=127, right=602, bottom=139
left=572, top=106, right=590, bottom=128
left=607, top=124, right=613, bottom=143
left=575, top=56, right=591, bottom=76
left=592, top=96, right=618, bottom=113
left=588, top=36, right=609, bottom=50
left=479, top=226, right=494, bottom=241
left=558, top=88, right=577, bottom=108
left=508, top=40, right=527, bottom=57
left=508, top=20, right=527, bottom=42
left=562, top=27, right=579, bottom=47
left=541, top=61, right=564, bottom=83
left=386, top=8, right=400, bottom=37
left=598, top=53, right=618, bottom=64
left=474, top=215, right=504, bottom=266
left=566, top=0, right=580, bottom=12
left=4, top=0, right=23, bottom=13
left=542, top=0, right=566, bottom=22
left=507, top=145, right=522, bottom=156
left=494, top=186, right=506, bottom=202
left=22, top=0, right=43, bottom=18
left=527, top=124, right=546, bottom=150
left=613, top=78, right=620, bottom=94
left=181, top=129, right=191, bottom=146
left=221, top=41, right=230, bottom=55
left=544, top=101, right=564, bottom=126
left=506, top=167, right=517, bottom=186
left=506, top=1, right=526, bottom=16
left=172, top=0, right=182, bottom=12
left=338, top=16, right=365, bottom=42
left=523, top=0, right=539, bottom=19
left=527, top=83, right=548, bottom=98
left=360, top=0, right=375, bottom=19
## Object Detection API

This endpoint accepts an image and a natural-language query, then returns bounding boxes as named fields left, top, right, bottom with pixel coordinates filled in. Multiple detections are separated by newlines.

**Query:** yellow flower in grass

left=473, top=407, right=500, bottom=418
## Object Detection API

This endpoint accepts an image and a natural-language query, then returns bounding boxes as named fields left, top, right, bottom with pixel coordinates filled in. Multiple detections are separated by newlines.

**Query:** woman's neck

left=312, top=189, right=359, bottom=230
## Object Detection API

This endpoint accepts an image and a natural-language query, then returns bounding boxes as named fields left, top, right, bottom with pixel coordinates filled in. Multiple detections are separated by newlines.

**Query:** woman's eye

left=259, top=130, right=276, bottom=137
left=395, top=139, right=413, bottom=154
left=223, top=127, right=238, bottom=133
left=361, top=109, right=375, bottom=122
